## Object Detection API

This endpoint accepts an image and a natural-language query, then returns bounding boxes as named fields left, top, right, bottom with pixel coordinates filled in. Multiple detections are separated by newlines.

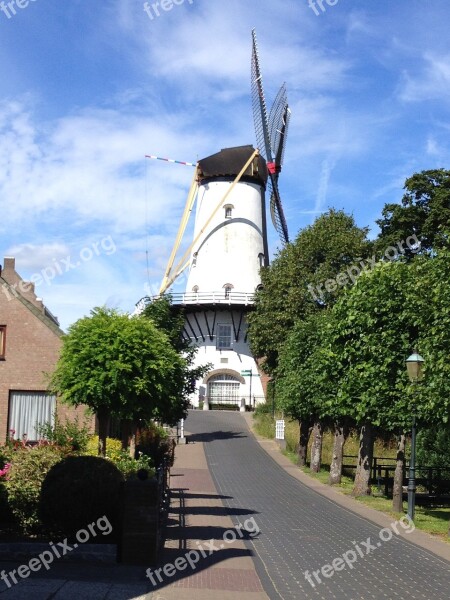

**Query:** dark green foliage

left=416, top=425, right=450, bottom=468
left=375, top=169, right=450, bottom=255
left=39, top=456, right=124, bottom=538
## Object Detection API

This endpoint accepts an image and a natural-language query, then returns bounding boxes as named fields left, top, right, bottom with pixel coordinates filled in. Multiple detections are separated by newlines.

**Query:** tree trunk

left=352, top=422, right=374, bottom=496
left=329, top=420, right=350, bottom=485
left=97, top=409, right=110, bottom=457
left=392, top=433, right=406, bottom=512
left=310, top=421, right=323, bottom=473
left=121, top=419, right=137, bottom=458
left=297, top=419, right=313, bottom=467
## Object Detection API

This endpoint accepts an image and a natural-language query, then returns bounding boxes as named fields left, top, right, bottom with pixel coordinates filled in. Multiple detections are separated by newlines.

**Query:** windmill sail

left=251, top=29, right=290, bottom=245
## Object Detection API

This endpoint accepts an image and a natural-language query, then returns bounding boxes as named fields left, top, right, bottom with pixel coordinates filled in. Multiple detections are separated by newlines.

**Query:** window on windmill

left=258, top=253, right=265, bottom=268
left=192, top=285, right=199, bottom=293
left=192, top=252, right=198, bottom=267
left=216, top=324, right=233, bottom=350
left=223, top=284, right=233, bottom=299
left=224, top=204, right=233, bottom=219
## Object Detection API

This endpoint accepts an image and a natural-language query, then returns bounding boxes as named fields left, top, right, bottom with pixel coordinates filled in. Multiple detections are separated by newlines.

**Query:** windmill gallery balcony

left=168, top=291, right=256, bottom=306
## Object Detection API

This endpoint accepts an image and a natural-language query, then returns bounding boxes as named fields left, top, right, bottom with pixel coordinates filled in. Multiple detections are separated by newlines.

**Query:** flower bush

left=37, top=416, right=91, bottom=455
left=5, top=445, right=64, bottom=534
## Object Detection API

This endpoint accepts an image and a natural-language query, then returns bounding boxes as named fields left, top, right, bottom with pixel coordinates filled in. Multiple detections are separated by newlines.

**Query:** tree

left=277, top=309, right=352, bottom=480
left=375, top=169, right=450, bottom=256
left=141, top=295, right=210, bottom=424
left=328, top=259, right=427, bottom=501
left=277, top=310, right=343, bottom=470
left=51, top=307, right=186, bottom=456
left=248, top=209, right=371, bottom=374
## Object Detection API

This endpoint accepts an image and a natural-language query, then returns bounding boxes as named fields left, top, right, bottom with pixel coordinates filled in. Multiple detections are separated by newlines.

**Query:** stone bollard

left=203, top=399, right=210, bottom=411
left=240, top=397, right=246, bottom=412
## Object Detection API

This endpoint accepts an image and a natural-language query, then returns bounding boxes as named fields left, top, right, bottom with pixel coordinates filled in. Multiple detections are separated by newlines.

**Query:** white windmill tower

left=148, top=31, right=291, bottom=410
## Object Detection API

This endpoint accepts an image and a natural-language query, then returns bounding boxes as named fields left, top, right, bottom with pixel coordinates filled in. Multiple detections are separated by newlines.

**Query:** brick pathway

left=155, top=431, right=270, bottom=599
left=180, top=410, right=450, bottom=600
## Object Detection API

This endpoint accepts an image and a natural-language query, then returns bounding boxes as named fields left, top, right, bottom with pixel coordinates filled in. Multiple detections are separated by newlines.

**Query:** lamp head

left=406, top=350, right=425, bottom=382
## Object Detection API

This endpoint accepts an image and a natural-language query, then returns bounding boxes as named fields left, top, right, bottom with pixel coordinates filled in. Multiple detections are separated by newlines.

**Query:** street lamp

left=405, top=350, right=425, bottom=521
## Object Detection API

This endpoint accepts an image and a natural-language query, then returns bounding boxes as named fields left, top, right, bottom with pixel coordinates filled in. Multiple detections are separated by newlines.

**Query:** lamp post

left=405, top=350, right=425, bottom=521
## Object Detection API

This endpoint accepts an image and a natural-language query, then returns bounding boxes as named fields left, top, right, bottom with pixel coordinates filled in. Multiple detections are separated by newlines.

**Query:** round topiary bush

left=39, top=455, right=124, bottom=539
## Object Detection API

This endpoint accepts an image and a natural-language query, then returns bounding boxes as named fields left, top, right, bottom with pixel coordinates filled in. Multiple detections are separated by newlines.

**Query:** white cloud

left=399, top=53, right=450, bottom=103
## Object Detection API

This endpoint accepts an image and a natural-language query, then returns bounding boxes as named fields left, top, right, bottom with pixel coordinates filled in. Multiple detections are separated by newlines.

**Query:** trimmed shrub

left=39, top=456, right=124, bottom=539
left=5, top=446, right=64, bottom=534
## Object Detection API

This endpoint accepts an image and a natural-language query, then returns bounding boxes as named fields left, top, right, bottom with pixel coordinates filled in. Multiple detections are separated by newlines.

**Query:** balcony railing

left=168, top=291, right=256, bottom=306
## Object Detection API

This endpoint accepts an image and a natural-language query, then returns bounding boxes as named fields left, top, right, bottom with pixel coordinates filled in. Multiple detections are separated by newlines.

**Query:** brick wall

left=0, top=257, right=94, bottom=443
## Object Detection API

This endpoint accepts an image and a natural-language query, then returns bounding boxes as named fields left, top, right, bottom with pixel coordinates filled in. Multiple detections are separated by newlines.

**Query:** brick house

left=0, top=257, right=93, bottom=443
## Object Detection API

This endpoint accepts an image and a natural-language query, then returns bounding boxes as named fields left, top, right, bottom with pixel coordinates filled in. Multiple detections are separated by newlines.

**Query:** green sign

left=240, top=370, right=252, bottom=376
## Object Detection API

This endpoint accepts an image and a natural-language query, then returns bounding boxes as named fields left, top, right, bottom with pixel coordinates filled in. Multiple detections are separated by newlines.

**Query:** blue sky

left=1, top=0, right=449, bottom=330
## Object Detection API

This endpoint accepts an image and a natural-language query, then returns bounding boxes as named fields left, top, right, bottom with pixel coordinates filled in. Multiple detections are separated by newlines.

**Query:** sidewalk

left=154, top=433, right=270, bottom=600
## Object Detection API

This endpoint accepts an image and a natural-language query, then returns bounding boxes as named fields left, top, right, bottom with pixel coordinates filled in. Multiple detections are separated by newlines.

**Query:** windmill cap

left=198, top=145, right=268, bottom=187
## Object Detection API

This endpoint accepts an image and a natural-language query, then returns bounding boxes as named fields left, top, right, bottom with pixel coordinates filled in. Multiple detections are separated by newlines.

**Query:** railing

left=167, top=291, right=256, bottom=306
left=343, top=455, right=450, bottom=502
left=155, top=457, right=171, bottom=547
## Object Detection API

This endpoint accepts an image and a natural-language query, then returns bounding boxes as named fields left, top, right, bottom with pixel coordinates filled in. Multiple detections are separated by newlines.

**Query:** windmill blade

left=251, top=29, right=273, bottom=162
left=268, top=176, right=289, bottom=244
left=268, top=86, right=291, bottom=171
left=268, top=83, right=288, bottom=161
left=276, top=105, right=291, bottom=171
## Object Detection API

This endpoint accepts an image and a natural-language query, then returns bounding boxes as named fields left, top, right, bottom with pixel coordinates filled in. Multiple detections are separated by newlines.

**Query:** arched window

left=208, top=373, right=241, bottom=406
left=224, top=204, right=234, bottom=219
left=223, top=283, right=233, bottom=299
left=192, top=285, right=199, bottom=293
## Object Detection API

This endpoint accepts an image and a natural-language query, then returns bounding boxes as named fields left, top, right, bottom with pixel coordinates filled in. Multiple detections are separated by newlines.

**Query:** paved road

left=185, top=410, right=450, bottom=600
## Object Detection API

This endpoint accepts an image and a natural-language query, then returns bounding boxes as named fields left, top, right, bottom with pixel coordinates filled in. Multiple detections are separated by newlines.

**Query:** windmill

left=251, top=29, right=291, bottom=245
left=139, top=31, right=292, bottom=410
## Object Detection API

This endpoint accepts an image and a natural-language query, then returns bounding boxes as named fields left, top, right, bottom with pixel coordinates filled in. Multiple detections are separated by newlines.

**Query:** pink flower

left=0, top=463, right=11, bottom=478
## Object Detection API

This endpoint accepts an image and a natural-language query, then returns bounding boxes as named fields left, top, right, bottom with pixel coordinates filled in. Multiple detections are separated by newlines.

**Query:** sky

left=1, top=0, right=449, bottom=330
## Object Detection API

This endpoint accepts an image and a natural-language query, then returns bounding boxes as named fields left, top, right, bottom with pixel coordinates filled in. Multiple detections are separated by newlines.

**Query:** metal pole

left=407, top=414, right=417, bottom=521
left=249, top=372, right=253, bottom=409
left=272, top=380, right=275, bottom=419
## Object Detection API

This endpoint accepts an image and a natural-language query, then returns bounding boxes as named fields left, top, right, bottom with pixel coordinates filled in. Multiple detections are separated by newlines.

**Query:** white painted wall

left=186, top=180, right=265, bottom=295
left=187, top=309, right=265, bottom=408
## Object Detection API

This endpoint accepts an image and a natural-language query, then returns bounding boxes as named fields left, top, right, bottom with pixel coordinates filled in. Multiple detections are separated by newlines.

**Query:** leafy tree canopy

left=375, top=169, right=450, bottom=256
left=248, top=209, right=371, bottom=373
left=51, top=307, right=185, bottom=425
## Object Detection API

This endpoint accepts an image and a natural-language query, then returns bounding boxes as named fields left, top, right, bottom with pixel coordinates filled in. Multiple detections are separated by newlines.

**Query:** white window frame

left=216, top=324, right=233, bottom=350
